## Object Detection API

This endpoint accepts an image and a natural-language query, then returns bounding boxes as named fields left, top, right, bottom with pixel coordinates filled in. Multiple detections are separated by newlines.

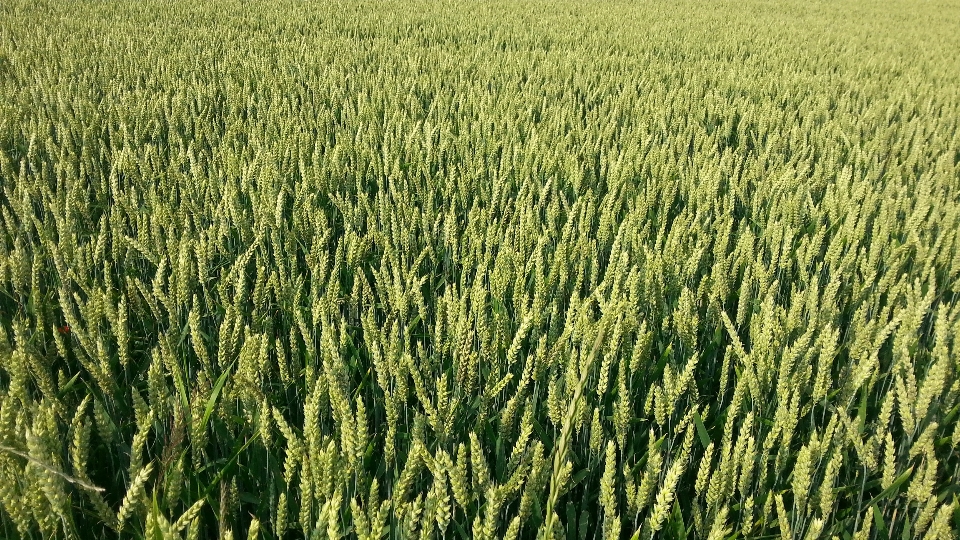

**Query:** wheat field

left=1, top=0, right=959, bottom=538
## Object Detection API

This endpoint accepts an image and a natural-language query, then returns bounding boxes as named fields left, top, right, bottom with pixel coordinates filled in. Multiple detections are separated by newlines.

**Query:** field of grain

left=1, top=0, right=959, bottom=538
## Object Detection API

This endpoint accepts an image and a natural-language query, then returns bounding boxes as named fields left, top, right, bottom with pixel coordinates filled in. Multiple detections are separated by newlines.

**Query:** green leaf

left=57, top=371, right=82, bottom=396
left=570, top=467, right=590, bottom=491
left=652, top=343, right=673, bottom=378
left=952, top=494, right=960, bottom=533
left=865, top=466, right=913, bottom=507
left=201, top=361, right=236, bottom=435
left=670, top=500, right=687, bottom=540
left=872, top=505, right=888, bottom=539
left=693, top=410, right=711, bottom=449
left=565, top=502, right=576, bottom=540
left=201, top=431, right=260, bottom=500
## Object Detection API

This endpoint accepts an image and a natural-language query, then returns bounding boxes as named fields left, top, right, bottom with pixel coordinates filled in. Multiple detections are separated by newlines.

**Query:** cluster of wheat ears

left=0, top=0, right=959, bottom=538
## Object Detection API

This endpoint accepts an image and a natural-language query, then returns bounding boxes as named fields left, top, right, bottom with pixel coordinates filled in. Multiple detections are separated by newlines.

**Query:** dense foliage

left=1, top=0, right=959, bottom=538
